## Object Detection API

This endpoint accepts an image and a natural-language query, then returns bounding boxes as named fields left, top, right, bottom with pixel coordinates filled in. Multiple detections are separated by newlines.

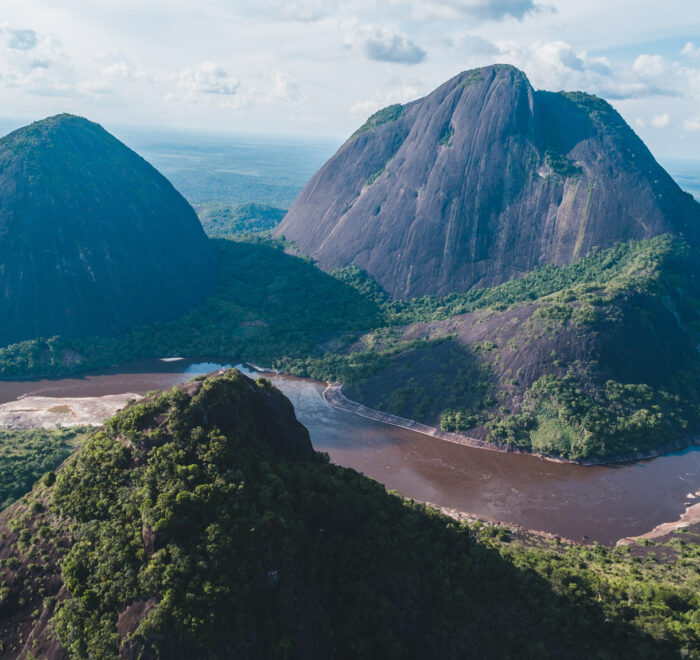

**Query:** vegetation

left=0, top=237, right=382, bottom=380
left=278, top=338, right=449, bottom=385
left=545, top=149, right=581, bottom=177
left=0, top=233, right=698, bottom=461
left=562, top=91, right=629, bottom=134
left=324, top=234, right=700, bottom=459
left=0, top=372, right=692, bottom=658
left=0, top=427, right=89, bottom=509
left=350, top=103, right=404, bottom=139
left=438, top=124, right=454, bottom=147
left=489, top=370, right=699, bottom=460
left=373, top=234, right=684, bottom=326
left=195, top=202, right=286, bottom=238
left=460, top=69, right=485, bottom=87
left=1, top=234, right=677, bottom=380
left=480, top=525, right=700, bottom=659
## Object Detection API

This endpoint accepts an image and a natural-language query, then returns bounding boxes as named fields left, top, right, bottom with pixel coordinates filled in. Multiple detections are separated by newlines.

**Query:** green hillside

left=0, top=371, right=695, bottom=658
left=2, top=233, right=700, bottom=461
left=196, top=202, right=286, bottom=238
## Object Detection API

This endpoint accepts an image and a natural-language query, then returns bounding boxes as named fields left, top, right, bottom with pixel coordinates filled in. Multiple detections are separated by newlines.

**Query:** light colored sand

left=617, top=492, right=700, bottom=546
left=0, top=393, right=142, bottom=429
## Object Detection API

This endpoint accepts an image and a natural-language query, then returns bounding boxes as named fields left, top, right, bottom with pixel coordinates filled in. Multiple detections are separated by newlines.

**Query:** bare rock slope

left=276, top=65, right=700, bottom=298
left=0, top=114, right=217, bottom=345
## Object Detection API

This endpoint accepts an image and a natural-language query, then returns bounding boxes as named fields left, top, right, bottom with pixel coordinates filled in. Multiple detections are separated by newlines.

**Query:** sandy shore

left=0, top=393, right=142, bottom=429
left=616, top=494, right=700, bottom=546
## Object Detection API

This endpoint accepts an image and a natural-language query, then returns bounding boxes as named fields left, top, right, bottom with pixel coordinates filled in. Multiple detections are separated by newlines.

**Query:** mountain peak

left=4, top=113, right=101, bottom=142
left=275, top=67, right=699, bottom=299
left=0, top=115, right=217, bottom=345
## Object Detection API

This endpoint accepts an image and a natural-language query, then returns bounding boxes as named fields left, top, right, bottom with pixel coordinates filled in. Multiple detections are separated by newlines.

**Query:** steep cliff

left=276, top=65, right=700, bottom=298
left=0, top=114, right=217, bottom=345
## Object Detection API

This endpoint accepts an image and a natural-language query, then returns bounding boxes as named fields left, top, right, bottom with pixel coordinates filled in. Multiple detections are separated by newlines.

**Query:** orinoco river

left=0, top=358, right=698, bottom=546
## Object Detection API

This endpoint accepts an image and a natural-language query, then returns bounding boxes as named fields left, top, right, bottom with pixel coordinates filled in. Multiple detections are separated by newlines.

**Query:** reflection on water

left=184, top=361, right=232, bottom=374
left=1, top=359, right=698, bottom=545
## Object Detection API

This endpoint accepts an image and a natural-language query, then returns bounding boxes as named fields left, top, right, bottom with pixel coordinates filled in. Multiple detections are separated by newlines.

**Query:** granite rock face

left=0, top=114, right=217, bottom=345
left=276, top=65, right=700, bottom=298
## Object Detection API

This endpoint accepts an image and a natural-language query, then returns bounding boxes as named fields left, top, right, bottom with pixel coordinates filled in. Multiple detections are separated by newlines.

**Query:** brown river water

left=1, top=357, right=699, bottom=546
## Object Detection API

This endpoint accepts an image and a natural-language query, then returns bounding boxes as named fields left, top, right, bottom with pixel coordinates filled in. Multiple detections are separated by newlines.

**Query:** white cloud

left=493, top=40, right=689, bottom=100
left=651, top=112, right=670, bottom=127
left=276, top=0, right=338, bottom=21
left=633, top=54, right=666, bottom=77
left=458, top=34, right=501, bottom=55
left=230, top=69, right=303, bottom=109
left=176, top=61, right=240, bottom=98
left=266, top=69, right=302, bottom=103
left=343, top=21, right=426, bottom=64
left=406, top=0, right=542, bottom=21
left=0, top=23, right=82, bottom=99
left=350, top=82, right=419, bottom=116
left=165, top=64, right=303, bottom=113
left=681, top=42, right=700, bottom=57
left=0, top=0, right=698, bottom=157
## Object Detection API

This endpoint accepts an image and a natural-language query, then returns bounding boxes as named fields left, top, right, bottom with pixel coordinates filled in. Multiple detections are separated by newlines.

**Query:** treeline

left=0, top=427, right=90, bottom=509
left=489, top=371, right=698, bottom=460
left=2, top=374, right=692, bottom=658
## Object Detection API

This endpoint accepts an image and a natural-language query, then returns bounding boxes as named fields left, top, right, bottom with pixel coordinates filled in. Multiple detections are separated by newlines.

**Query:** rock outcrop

left=0, top=114, right=217, bottom=345
left=276, top=65, right=700, bottom=298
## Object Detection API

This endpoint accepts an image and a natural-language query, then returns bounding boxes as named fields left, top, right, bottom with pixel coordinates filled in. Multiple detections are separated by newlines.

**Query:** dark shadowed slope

left=0, top=114, right=216, bottom=345
left=276, top=64, right=700, bottom=299
left=0, top=370, right=684, bottom=659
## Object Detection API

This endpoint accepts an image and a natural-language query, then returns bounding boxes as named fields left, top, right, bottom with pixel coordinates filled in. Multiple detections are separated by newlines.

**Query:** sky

left=1, top=0, right=700, bottom=157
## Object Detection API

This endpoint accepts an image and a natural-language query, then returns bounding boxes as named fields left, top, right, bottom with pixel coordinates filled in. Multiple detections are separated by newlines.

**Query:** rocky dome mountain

left=276, top=64, right=700, bottom=299
left=0, top=114, right=216, bottom=346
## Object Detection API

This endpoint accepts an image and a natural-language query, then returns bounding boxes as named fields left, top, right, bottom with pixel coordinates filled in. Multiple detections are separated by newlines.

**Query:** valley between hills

left=4, top=232, right=700, bottom=463
left=1, top=64, right=700, bottom=658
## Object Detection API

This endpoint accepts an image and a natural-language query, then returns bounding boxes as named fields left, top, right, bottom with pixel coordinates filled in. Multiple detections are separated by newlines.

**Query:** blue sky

left=1, top=0, right=699, bottom=157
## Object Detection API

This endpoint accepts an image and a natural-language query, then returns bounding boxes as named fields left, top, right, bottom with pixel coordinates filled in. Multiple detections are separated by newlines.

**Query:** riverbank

left=433, top=497, right=700, bottom=548
left=322, top=382, right=700, bottom=467
left=0, top=359, right=698, bottom=546
left=425, top=501, right=584, bottom=545
left=0, top=393, right=142, bottom=429
left=617, top=498, right=700, bottom=546
left=323, top=383, right=577, bottom=463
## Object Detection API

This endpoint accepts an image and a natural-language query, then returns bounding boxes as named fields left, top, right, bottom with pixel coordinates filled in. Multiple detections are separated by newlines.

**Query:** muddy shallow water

left=1, top=358, right=699, bottom=545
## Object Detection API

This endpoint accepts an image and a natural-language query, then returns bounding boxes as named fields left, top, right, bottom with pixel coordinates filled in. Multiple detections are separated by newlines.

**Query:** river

left=0, top=357, right=698, bottom=546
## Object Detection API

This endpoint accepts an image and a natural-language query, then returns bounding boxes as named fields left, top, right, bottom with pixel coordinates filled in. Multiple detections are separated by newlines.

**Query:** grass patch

left=0, top=427, right=90, bottom=509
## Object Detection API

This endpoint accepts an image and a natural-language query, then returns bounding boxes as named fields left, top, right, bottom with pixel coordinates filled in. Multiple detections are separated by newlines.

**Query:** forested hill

left=0, top=370, right=690, bottom=658
left=0, top=114, right=216, bottom=346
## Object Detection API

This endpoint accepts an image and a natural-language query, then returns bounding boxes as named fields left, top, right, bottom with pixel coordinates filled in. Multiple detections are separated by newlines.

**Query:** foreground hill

left=276, top=64, right=700, bottom=298
left=0, top=370, right=693, bottom=658
left=0, top=114, right=216, bottom=345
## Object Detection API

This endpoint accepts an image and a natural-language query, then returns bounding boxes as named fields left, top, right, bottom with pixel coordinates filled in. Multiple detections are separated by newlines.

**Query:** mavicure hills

left=0, top=65, right=699, bottom=659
